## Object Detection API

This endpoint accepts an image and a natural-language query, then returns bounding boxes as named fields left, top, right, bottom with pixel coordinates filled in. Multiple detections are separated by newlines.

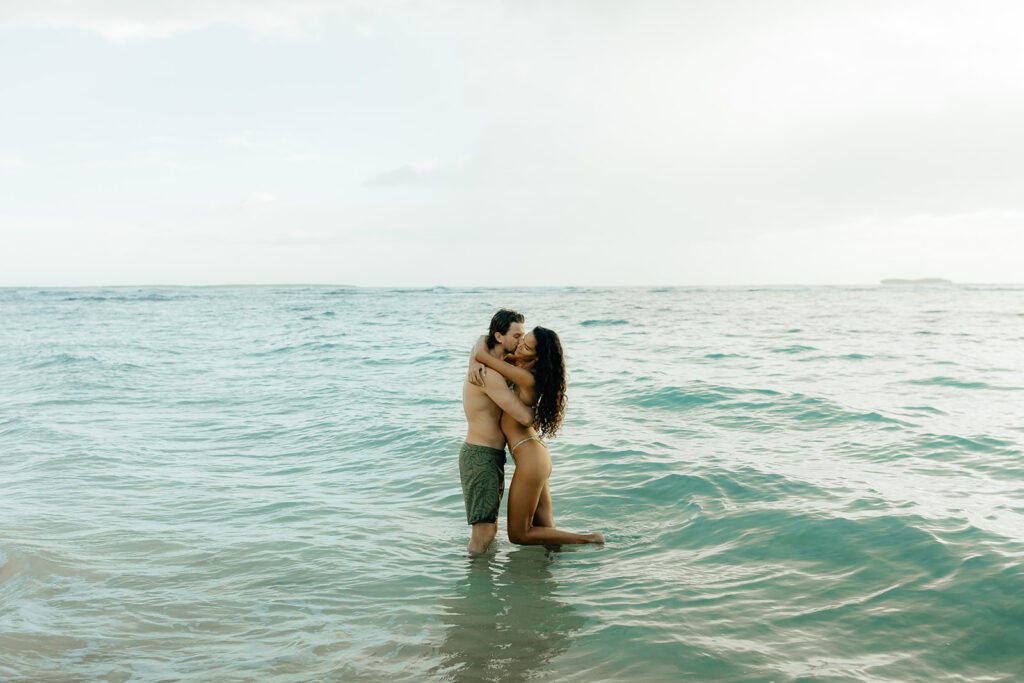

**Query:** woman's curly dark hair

left=530, top=326, right=566, bottom=439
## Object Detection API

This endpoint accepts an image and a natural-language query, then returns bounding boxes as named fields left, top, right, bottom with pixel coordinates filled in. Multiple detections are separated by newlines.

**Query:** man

left=460, top=309, right=535, bottom=555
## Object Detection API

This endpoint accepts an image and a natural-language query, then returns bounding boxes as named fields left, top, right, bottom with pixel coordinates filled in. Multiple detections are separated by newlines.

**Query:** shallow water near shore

left=2, top=284, right=1023, bottom=681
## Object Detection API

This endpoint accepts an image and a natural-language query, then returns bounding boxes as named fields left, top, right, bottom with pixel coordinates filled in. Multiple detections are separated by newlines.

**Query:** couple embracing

left=459, top=309, right=605, bottom=555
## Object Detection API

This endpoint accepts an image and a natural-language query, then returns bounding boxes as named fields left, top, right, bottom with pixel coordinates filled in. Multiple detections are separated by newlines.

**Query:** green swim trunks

left=459, top=442, right=507, bottom=525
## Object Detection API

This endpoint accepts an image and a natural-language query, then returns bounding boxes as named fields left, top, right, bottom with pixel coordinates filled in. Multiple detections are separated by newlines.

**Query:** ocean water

left=2, top=284, right=1023, bottom=682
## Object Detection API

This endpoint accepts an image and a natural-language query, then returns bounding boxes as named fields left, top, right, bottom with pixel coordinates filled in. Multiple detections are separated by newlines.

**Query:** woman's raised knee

left=507, top=527, right=529, bottom=545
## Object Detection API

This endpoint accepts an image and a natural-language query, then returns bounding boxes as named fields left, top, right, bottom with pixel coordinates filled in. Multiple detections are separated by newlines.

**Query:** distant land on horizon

left=880, top=278, right=954, bottom=285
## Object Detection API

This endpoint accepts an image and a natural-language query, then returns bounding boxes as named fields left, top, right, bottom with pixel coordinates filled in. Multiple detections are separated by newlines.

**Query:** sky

left=1, top=0, right=1022, bottom=286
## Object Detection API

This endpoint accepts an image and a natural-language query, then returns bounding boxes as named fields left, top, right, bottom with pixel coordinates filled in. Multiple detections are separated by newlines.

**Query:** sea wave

left=907, top=376, right=1021, bottom=390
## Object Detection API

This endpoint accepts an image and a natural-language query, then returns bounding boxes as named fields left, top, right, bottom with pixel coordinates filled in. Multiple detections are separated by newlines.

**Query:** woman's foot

left=588, top=532, right=605, bottom=544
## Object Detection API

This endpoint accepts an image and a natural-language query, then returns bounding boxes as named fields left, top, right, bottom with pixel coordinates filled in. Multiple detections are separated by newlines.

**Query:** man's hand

left=467, top=364, right=487, bottom=386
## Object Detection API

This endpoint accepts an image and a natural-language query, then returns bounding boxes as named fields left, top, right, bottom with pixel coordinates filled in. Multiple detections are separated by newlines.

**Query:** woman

left=473, top=327, right=604, bottom=546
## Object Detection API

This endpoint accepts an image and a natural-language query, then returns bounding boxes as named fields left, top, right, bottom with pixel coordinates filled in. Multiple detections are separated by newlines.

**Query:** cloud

left=287, top=153, right=324, bottom=163
left=0, top=0, right=415, bottom=41
left=218, top=131, right=261, bottom=149
left=1, top=1, right=324, bottom=40
left=208, top=192, right=281, bottom=213
left=363, top=157, right=470, bottom=187
left=144, top=135, right=185, bottom=146
left=442, top=0, right=1024, bottom=240
left=244, top=192, right=281, bottom=211
left=715, top=209, right=1024, bottom=285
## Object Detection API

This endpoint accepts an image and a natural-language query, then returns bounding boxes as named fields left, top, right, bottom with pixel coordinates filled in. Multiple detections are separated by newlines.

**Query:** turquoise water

left=2, top=285, right=1023, bottom=681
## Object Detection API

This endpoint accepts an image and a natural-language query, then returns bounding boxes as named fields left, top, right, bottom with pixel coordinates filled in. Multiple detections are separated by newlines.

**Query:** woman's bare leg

left=507, top=449, right=602, bottom=545
left=533, top=482, right=554, bottom=527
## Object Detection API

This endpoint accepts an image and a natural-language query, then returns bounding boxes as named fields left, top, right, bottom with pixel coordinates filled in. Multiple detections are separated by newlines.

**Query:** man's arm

left=480, top=370, right=534, bottom=427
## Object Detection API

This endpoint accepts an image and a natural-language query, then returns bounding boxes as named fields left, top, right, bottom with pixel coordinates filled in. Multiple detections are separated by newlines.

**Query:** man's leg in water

left=459, top=443, right=506, bottom=554
left=468, top=522, right=497, bottom=554
left=468, top=477, right=504, bottom=555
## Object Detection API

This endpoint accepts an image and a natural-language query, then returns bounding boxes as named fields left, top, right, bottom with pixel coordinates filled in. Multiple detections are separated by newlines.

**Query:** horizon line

left=3, top=281, right=1024, bottom=290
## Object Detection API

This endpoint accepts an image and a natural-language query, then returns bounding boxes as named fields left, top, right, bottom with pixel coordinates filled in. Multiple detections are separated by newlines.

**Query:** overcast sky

left=1, top=1, right=1022, bottom=286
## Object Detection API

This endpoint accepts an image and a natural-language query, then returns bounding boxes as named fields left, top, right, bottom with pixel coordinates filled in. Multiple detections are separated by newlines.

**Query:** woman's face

left=515, top=331, right=538, bottom=361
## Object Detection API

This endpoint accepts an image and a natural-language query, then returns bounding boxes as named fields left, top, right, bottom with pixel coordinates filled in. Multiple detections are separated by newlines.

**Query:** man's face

left=498, top=322, right=525, bottom=354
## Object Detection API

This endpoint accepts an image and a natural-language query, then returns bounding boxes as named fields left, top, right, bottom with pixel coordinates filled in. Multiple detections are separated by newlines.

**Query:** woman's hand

left=467, top=365, right=486, bottom=386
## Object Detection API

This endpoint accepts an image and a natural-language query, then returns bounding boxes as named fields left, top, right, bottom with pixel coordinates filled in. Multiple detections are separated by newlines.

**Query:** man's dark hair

left=487, top=309, right=524, bottom=349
